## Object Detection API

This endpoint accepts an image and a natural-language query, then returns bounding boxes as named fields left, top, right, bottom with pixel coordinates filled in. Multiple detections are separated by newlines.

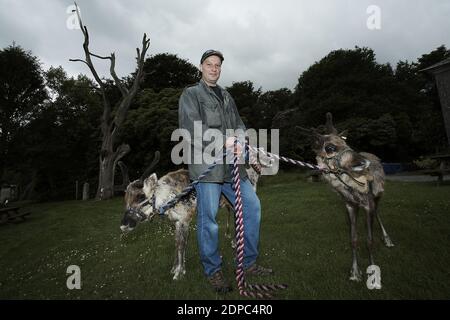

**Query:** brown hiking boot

left=208, top=270, right=232, bottom=293
left=245, top=264, right=274, bottom=276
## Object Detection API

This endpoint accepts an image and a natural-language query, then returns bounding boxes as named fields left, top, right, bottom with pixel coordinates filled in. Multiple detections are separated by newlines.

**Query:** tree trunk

left=96, top=155, right=114, bottom=199
left=70, top=3, right=149, bottom=200
left=96, top=138, right=130, bottom=200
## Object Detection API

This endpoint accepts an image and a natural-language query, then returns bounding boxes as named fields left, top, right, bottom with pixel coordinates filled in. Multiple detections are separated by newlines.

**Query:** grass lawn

left=0, top=171, right=449, bottom=300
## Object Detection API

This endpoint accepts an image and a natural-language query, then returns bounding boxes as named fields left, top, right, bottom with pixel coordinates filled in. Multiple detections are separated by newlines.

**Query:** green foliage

left=141, top=53, right=200, bottom=92
left=3, top=43, right=450, bottom=200
left=256, top=88, right=293, bottom=129
left=0, top=44, right=47, bottom=182
left=280, top=46, right=449, bottom=162
left=413, top=157, right=439, bottom=170
left=120, top=88, right=182, bottom=178
left=4, top=65, right=102, bottom=200
left=226, top=81, right=262, bottom=129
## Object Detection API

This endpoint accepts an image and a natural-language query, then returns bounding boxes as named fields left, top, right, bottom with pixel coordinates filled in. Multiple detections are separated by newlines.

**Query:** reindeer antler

left=139, top=151, right=160, bottom=181
left=325, top=112, right=338, bottom=135
left=295, top=126, right=313, bottom=134
left=296, top=126, right=321, bottom=138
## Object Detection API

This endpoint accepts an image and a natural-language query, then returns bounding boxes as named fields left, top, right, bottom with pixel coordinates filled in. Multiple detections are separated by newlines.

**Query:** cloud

left=1, top=0, right=449, bottom=91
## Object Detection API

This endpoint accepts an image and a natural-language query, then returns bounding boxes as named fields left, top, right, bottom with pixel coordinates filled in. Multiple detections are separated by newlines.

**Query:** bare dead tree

left=70, top=2, right=150, bottom=200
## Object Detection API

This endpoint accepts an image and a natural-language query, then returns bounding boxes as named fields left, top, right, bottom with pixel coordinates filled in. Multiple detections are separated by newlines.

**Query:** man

left=178, top=49, right=273, bottom=293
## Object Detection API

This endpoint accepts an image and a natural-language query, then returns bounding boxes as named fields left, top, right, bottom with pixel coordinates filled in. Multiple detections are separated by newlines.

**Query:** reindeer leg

left=225, top=206, right=231, bottom=239
left=180, top=221, right=189, bottom=278
left=170, top=222, right=178, bottom=275
left=224, top=205, right=236, bottom=249
left=374, top=197, right=394, bottom=247
left=172, top=220, right=188, bottom=280
left=365, top=202, right=375, bottom=266
left=346, top=203, right=362, bottom=282
left=366, top=200, right=382, bottom=290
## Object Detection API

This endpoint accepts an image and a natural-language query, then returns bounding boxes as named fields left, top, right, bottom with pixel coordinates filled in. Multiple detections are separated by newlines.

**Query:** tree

left=141, top=53, right=200, bottom=92
left=393, top=46, right=450, bottom=155
left=0, top=44, right=47, bottom=183
left=256, top=88, right=293, bottom=129
left=120, top=88, right=182, bottom=178
left=8, top=67, right=102, bottom=200
left=70, top=3, right=150, bottom=200
left=226, top=81, right=261, bottom=129
left=283, top=46, right=446, bottom=162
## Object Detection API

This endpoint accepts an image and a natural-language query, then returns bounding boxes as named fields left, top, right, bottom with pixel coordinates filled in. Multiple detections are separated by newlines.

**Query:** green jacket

left=178, top=79, right=248, bottom=182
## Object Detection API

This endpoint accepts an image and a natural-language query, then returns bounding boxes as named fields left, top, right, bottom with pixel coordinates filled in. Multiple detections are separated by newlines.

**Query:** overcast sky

left=1, top=0, right=449, bottom=91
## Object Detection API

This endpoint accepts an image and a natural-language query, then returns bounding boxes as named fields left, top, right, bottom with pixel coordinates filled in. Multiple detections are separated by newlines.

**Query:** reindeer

left=299, top=113, right=394, bottom=288
left=120, top=149, right=272, bottom=280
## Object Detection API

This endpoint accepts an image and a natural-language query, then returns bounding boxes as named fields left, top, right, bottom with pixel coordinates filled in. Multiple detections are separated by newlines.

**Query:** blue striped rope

left=158, top=149, right=230, bottom=215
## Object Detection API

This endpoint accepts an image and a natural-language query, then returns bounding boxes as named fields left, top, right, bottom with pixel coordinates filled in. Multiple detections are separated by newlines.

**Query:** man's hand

left=225, top=136, right=243, bottom=156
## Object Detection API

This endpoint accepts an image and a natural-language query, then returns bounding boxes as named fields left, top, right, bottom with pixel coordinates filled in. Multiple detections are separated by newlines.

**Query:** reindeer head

left=298, top=113, right=369, bottom=172
left=120, top=152, right=160, bottom=233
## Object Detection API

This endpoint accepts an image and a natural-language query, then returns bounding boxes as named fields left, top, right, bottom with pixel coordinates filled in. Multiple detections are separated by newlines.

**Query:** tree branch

left=89, top=52, right=111, bottom=60
left=112, top=33, right=150, bottom=131
left=68, top=59, right=89, bottom=68
left=70, top=1, right=111, bottom=127
left=110, top=52, right=129, bottom=97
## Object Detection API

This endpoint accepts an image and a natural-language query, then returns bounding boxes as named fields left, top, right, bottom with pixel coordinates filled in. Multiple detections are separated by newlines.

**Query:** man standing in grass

left=178, top=49, right=273, bottom=294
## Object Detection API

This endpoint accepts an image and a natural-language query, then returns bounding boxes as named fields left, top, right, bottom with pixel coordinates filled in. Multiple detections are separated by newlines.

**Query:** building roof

left=420, top=57, right=450, bottom=73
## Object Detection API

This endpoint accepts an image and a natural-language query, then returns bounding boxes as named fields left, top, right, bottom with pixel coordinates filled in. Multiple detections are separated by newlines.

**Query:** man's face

left=200, top=55, right=222, bottom=86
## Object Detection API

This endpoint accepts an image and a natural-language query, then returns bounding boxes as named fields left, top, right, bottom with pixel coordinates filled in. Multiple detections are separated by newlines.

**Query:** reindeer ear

left=144, top=173, right=158, bottom=187
left=353, top=159, right=370, bottom=172
left=143, top=173, right=158, bottom=195
left=337, top=130, right=348, bottom=140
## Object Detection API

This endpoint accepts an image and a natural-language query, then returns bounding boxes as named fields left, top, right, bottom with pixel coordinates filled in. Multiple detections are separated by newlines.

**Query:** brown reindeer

left=120, top=149, right=272, bottom=280
left=299, top=113, right=394, bottom=288
left=121, top=167, right=196, bottom=280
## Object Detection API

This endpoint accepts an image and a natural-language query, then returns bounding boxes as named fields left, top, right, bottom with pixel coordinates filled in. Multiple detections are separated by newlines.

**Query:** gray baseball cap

left=200, top=49, right=224, bottom=64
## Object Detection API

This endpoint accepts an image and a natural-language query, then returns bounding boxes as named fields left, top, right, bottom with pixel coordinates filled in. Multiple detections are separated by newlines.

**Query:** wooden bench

left=0, top=206, right=31, bottom=225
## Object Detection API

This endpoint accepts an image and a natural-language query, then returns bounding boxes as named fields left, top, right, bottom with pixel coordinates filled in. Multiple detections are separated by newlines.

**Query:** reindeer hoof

left=172, top=273, right=181, bottom=280
left=172, top=266, right=186, bottom=280
left=383, top=237, right=395, bottom=248
left=349, top=269, right=363, bottom=282
left=172, top=270, right=184, bottom=280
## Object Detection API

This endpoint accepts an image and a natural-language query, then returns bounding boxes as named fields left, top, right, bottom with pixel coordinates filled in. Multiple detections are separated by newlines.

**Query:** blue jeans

left=195, top=178, right=261, bottom=277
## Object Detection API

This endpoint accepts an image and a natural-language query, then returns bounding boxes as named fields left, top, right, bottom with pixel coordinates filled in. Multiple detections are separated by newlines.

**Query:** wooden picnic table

left=0, top=206, right=31, bottom=224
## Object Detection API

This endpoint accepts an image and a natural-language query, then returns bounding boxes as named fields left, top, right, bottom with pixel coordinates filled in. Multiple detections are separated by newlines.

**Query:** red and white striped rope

left=247, top=144, right=320, bottom=170
left=231, top=141, right=288, bottom=299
